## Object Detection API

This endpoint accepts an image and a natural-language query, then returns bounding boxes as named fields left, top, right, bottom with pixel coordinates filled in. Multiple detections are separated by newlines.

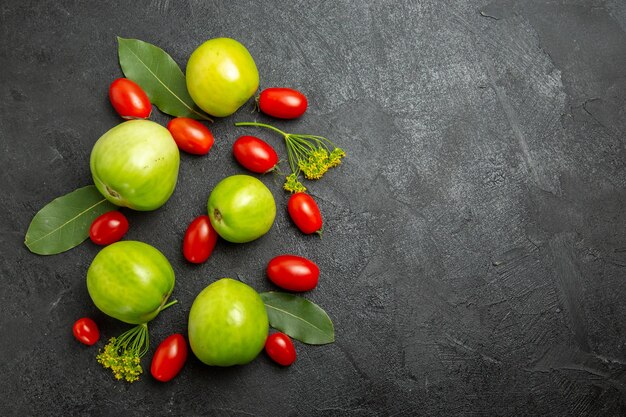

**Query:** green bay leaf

left=117, top=37, right=212, bottom=121
left=24, top=185, right=118, bottom=255
left=260, top=292, right=335, bottom=345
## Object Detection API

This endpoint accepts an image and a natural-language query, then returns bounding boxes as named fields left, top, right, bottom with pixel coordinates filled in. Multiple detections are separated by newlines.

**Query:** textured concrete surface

left=1, top=0, right=625, bottom=415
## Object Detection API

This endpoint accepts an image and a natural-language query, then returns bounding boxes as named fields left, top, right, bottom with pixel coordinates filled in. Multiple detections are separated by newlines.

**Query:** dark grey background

left=1, top=0, right=625, bottom=415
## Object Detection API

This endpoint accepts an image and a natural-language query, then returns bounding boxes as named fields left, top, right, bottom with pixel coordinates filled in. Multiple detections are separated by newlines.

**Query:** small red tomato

left=89, top=211, right=129, bottom=245
left=265, top=332, right=296, bottom=366
left=232, top=136, right=279, bottom=173
left=267, top=255, right=319, bottom=292
left=72, top=317, right=100, bottom=346
left=287, top=193, right=323, bottom=235
left=109, top=78, right=152, bottom=119
left=183, top=215, right=218, bottom=263
left=258, top=88, right=308, bottom=119
left=151, top=334, right=188, bottom=382
left=167, top=117, right=214, bottom=155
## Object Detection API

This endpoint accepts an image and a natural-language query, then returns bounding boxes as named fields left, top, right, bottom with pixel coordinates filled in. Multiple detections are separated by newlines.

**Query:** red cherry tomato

left=258, top=88, right=308, bottom=119
left=72, top=317, right=100, bottom=346
left=167, top=117, right=214, bottom=155
left=183, top=215, right=218, bottom=263
left=89, top=211, right=129, bottom=246
left=151, top=334, right=188, bottom=382
left=267, top=255, right=319, bottom=292
left=232, top=136, right=279, bottom=173
left=265, top=332, right=296, bottom=366
left=287, top=193, right=323, bottom=235
left=109, top=78, right=152, bottom=119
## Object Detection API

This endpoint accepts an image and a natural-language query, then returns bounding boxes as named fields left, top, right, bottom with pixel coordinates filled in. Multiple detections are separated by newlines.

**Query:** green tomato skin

left=90, top=120, right=180, bottom=211
left=208, top=175, right=276, bottom=243
left=186, top=38, right=259, bottom=117
left=87, top=241, right=175, bottom=325
left=188, top=278, right=269, bottom=366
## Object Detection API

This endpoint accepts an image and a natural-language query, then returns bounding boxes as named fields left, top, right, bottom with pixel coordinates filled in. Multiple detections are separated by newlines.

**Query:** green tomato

left=90, top=120, right=180, bottom=211
left=186, top=38, right=259, bottom=117
left=188, top=278, right=268, bottom=366
left=208, top=175, right=276, bottom=243
left=87, top=241, right=175, bottom=324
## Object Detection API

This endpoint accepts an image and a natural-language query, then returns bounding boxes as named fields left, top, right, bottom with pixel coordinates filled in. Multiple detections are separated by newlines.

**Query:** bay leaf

left=260, top=292, right=335, bottom=345
left=24, top=186, right=118, bottom=255
left=117, top=37, right=212, bottom=121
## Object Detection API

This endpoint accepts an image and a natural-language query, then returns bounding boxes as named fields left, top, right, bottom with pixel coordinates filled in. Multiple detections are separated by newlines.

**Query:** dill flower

left=96, top=323, right=149, bottom=383
left=326, top=147, right=346, bottom=168
left=284, top=173, right=307, bottom=193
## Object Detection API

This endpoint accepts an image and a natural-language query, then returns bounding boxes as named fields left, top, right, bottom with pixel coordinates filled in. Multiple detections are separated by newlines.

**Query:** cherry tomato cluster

left=232, top=88, right=324, bottom=236
left=223, top=87, right=323, bottom=367
left=109, top=77, right=215, bottom=156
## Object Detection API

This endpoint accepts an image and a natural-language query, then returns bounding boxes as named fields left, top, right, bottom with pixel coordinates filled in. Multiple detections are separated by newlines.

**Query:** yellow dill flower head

left=96, top=325, right=148, bottom=383
left=301, top=163, right=328, bottom=180
left=312, top=148, right=329, bottom=161
left=327, top=148, right=346, bottom=168
left=284, top=173, right=307, bottom=193
left=97, top=337, right=143, bottom=383
left=300, top=148, right=332, bottom=180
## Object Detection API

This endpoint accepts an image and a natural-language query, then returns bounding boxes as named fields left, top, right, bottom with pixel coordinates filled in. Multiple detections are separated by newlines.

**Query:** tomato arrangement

left=258, top=88, right=308, bottom=119
left=288, top=193, right=323, bottom=235
left=183, top=215, right=218, bottom=263
left=73, top=317, right=100, bottom=346
left=265, top=332, right=297, bottom=366
left=267, top=255, right=319, bottom=292
left=167, top=117, right=214, bottom=155
left=232, top=136, right=278, bottom=173
left=151, top=334, right=188, bottom=382
left=89, top=211, right=129, bottom=245
left=36, top=36, right=345, bottom=384
left=109, top=78, right=152, bottom=119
